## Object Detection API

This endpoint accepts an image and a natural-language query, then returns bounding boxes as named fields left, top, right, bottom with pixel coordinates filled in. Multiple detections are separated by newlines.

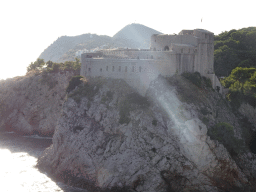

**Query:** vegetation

left=181, top=72, right=212, bottom=88
left=66, top=76, right=84, bottom=93
left=214, top=27, right=256, bottom=76
left=68, top=77, right=105, bottom=104
left=27, top=58, right=81, bottom=74
left=208, top=122, right=245, bottom=156
left=40, top=70, right=59, bottom=89
left=27, top=58, right=45, bottom=72
left=221, top=67, right=256, bottom=107
left=118, top=92, right=150, bottom=125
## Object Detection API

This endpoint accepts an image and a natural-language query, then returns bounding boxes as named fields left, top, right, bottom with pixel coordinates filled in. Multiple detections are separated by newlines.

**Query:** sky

left=0, top=0, right=255, bottom=80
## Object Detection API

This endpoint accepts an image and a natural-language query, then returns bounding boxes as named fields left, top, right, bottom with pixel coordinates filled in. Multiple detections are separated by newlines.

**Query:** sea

left=0, top=131, right=87, bottom=192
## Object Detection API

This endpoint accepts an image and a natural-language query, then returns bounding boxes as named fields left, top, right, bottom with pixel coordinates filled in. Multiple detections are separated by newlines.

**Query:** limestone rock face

left=0, top=71, right=74, bottom=136
left=37, top=77, right=256, bottom=191
left=239, top=103, right=256, bottom=130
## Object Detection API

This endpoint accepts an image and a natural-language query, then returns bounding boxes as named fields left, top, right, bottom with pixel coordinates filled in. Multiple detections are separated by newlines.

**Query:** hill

left=39, top=23, right=162, bottom=63
left=113, top=23, right=162, bottom=49
left=39, top=34, right=112, bottom=63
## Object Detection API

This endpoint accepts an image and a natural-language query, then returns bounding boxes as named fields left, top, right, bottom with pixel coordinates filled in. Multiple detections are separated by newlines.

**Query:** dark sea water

left=0, top=132, right=87, bottom=192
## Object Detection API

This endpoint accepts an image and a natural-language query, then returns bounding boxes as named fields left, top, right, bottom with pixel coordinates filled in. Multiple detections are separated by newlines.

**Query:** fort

left=80, top=29, right=222, bottom=95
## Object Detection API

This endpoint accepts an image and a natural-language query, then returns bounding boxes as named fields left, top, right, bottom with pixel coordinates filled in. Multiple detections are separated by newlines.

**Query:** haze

left=0, top=0, right=255, bottom=80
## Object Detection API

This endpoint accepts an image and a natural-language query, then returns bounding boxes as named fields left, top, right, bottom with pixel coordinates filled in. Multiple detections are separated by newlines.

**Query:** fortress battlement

left=80, top=29, right=222, bottom=95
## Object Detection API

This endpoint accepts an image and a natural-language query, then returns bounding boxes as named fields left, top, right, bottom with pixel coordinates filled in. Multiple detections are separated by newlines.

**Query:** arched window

left=100, top=68, right=102, bottom=72
left=164, top=46, right=169, bottom=51
left=112, top=66, right=114, bottom=71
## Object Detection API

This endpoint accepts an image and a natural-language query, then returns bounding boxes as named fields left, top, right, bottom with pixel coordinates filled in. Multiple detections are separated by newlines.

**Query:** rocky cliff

left=239, top=103, right=256, bottom=130
left=0, top=71, right=74, bottom=136
left=37, top=75, right=256, bottom=191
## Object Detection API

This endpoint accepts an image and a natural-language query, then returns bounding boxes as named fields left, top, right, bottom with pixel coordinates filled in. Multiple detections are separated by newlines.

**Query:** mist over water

left=0, top=132, right=85, bottom=192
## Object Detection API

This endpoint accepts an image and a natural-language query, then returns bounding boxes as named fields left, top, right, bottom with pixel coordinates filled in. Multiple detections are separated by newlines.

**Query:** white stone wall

left=81, top=58, right=177, bottom=95
left=151, top=29, right=214, bottom=77
left=151, top=34, right=198, bottom=51
left=80, top=28, right=215, bottom=94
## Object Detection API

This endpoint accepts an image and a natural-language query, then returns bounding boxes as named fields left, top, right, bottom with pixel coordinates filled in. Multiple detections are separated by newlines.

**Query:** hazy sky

left=0, top=0, right=255, bottom=80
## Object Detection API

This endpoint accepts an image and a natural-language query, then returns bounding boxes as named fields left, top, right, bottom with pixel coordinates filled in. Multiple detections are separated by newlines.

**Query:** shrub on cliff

left=27, top=58, right=81, bottom=75
left=27, top=58, right=45, bottom=72
left=68, top=77, right=104, bottom=103
left=208, top=122, right=245, bottom=156
left=118, top=92, right=150, bottom=124
left=181, top=72, right=212, bottom=88
left=66, top=76, right=84, bottom=93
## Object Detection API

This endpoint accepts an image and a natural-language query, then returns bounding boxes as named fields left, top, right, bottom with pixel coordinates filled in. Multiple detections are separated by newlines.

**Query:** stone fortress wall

left=81, top=29, right=222, bottom=95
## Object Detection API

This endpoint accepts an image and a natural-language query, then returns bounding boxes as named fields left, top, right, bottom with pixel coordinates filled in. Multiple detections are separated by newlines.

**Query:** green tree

left=46, top=60, right=54, bottom=68
left=27, top=58, right=45, bottom=72
left=214, top=27, right=256, bottom=77
left=221, top=67, right=256, bottom=107
left=214, top=45, right=240, bottom=76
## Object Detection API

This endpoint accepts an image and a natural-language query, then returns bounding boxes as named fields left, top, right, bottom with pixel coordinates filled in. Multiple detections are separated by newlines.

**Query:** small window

left=88, top=68, right=91, bottom=72
left=106, top=66, right=108, bottom=71
left=151, top=55, right=153, bottom=59
left=112, top=66, right=114, bottom=71
left=100, top=68, right=102, bottom=72
left=132, top=66, right=135, bottom=72
left=139, top=66, right=142, bottom=72
left=125, top=66, right=127, bottom=72
left=119, top=66, right=121, bottom=72
left=164, top=46, right=169, bottom=51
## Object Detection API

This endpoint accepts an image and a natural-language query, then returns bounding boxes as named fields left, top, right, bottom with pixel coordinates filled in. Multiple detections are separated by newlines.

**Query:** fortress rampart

left=81, top=29, right=222, bottom=95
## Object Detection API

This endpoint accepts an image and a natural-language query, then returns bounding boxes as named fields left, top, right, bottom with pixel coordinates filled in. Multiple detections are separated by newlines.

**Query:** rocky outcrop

left=0, top=71, right=74, bottom=136
left=239, top=103, right=256, bottom=130
left=37, top=76, right=256, bottom=191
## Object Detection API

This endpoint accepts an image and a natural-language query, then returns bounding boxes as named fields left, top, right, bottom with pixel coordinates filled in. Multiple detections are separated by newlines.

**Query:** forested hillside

left=214, top=27, right=256, bottom=77
left=215, top=27, right=256, bottom=108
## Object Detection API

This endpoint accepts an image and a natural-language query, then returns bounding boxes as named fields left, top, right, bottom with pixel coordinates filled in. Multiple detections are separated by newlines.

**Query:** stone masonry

left=81, top=29, right=222, bottom=95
